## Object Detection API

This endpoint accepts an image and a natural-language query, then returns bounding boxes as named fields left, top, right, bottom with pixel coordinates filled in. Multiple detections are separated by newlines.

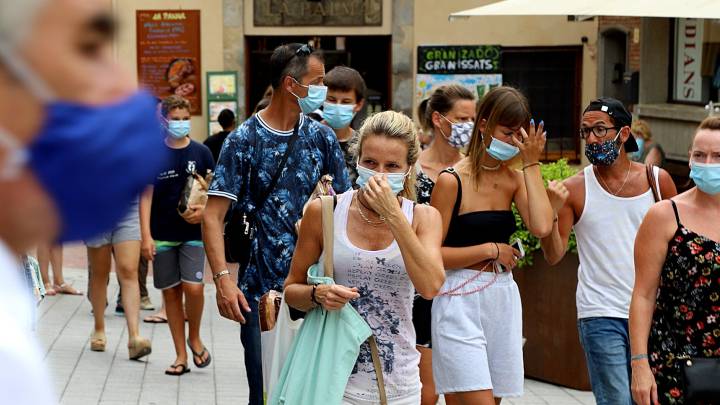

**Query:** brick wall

left=598, top=16, right=642, bottom=72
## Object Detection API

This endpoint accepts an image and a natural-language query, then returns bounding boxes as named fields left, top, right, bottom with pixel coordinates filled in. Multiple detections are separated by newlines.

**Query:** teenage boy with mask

left=140, top=95, right=214, bottom=376
left=203, top=43, right=351, bottom=405
left=541, top=98, right=677, bottom=405
left=322, top=65, right=366, bottom=187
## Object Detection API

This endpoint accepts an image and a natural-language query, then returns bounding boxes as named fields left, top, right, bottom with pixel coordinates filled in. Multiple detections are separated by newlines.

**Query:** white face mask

left=440, top=115, right=473, bottom=149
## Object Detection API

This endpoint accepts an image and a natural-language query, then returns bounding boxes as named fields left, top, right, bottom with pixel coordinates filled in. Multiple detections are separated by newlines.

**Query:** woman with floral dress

left=630, top=116, right=720, bottom=405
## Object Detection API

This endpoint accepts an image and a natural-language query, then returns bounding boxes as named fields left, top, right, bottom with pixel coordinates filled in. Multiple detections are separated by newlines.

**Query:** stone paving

left=37, top=248, right=595, bottom=405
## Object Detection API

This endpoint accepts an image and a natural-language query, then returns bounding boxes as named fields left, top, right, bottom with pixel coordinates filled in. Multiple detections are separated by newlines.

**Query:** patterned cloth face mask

left=440, top=115, right=474, bottom=149
left=585, top=133, right=621, bottom=166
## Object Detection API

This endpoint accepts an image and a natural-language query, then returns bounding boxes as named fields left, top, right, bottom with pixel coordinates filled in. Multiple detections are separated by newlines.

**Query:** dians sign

left=417, top=45, right=501, bottom=75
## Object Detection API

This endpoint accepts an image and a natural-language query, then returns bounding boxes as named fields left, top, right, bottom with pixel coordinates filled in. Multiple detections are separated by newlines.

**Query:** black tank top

left=442, top=168, right=517, bottom=247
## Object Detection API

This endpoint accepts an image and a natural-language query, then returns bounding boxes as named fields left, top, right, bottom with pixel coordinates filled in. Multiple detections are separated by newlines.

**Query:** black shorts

left=412, top=295, right=433, bottom=348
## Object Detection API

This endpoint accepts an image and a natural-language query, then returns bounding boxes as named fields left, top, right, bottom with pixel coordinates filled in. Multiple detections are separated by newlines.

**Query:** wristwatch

left=213, top=270, right=230, bottom=282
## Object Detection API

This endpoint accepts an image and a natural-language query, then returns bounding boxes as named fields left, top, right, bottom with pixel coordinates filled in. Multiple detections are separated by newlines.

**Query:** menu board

left=137, top=10, right=202, bottom=115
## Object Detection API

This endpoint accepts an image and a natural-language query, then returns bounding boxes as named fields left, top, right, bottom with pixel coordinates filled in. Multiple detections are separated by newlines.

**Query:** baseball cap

left=583, top=97, right=638, bottom=152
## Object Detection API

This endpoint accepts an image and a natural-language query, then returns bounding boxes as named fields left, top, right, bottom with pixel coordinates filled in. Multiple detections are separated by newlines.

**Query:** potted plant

left=511, top=159, right=591, bottom=391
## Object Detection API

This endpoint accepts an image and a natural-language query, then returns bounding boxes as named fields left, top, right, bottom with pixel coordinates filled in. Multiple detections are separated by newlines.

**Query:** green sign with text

left=417, top=45, right=501, bottom=75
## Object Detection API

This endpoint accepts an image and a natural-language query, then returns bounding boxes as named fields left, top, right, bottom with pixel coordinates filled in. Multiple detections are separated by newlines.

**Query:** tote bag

left=268, top=195, right=387, bottom=405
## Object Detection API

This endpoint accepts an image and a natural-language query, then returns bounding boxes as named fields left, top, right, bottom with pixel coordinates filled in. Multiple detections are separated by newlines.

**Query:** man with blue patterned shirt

left=203, top=43, right=351, bottom=405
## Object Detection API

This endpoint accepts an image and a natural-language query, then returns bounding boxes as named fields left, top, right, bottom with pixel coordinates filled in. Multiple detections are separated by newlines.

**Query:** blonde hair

left=352, top=111, right=420, bottom=200
left=632, top=119, right=652, bottom=140
left=466, top=86, right=531, bottom=189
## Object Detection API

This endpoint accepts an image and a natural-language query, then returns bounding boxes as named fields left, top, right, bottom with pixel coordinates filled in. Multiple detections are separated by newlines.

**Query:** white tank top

left=574, top=165, right=660, bottom=319
left=326, top=190, right=420, bottom=402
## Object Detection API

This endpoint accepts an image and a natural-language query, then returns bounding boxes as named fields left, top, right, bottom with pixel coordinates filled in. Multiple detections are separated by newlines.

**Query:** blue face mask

left=0, top=47, right=169, bottom=242
left=322, top=102, right=356, bottom=129
left=690, top=162, right=720, bottom=195
left=167, top=120, right=191, bottom=138
left=356, top=163, right=409, bottom=195
left=631, top=137, right=645, bottom=161
left=486, top=136, right=519, bottom=161
left=291, top=78, right=328, bottom=114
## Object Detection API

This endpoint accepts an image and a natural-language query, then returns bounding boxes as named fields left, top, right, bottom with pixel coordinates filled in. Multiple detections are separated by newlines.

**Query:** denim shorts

left=85, top=204, right=140, bottom=248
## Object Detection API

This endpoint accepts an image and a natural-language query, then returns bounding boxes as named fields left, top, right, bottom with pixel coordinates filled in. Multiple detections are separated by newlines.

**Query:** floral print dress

left=648, top=200, right=720, bottom=404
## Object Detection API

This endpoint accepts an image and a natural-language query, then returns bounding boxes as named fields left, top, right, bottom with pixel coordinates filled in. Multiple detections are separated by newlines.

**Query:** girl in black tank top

left=442, top=168, right=517, bottom=248
left=429, top=86, right=555, bottom=404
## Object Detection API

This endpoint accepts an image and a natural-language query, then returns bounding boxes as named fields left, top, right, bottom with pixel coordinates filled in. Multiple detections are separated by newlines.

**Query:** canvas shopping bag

left=268, top=196, right=387, bottom=405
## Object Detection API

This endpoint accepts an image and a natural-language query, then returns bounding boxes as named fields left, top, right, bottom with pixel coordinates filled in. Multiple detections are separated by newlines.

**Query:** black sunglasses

left=295, top=44, right=313, bottom=57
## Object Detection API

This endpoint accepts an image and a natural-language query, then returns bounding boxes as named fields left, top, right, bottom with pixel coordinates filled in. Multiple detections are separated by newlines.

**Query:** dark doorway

left=600, top=29, right=628, bottom=103
left=502, top=46, right=583, bottom=162
left=245, top=36, right=392, bottom=122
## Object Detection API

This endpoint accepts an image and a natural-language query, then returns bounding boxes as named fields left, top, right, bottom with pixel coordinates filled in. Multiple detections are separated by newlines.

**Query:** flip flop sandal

left=55, top=283, right=83, bottom=295
left=143, top=314, right=168, bottom=323
left=186, top=338, right=212, bottom=368
left=44, top=283, right=57, bottom=296
left=164, top=363, right=190, bottom=376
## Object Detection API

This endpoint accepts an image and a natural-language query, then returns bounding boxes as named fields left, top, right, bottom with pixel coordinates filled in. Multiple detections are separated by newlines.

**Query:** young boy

left=140, top=95, right=215, bottom=375
left=322, top=66, right=366, bottom=187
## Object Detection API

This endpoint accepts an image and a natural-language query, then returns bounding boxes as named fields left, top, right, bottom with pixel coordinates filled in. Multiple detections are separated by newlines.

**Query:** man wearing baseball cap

left=539, top=98, right=677, bottom=404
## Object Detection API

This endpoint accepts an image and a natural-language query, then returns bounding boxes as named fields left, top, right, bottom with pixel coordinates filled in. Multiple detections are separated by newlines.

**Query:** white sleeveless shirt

left=325, top=190, right=420, bottom=402
left=574, top=165, right=660, bottom=319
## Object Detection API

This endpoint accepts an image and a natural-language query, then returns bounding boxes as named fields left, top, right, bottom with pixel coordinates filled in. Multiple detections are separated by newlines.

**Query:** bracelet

left=311, top=284, right=321, bottom=306
left=212, top=270, right=230, bottom=282
left=631, top=354, right=649, bottom=361
left=522, top=162, right=540, bottom=171
left=553, top=215, right=559, bottom=223
left=492, top=242, right=500, bottom=261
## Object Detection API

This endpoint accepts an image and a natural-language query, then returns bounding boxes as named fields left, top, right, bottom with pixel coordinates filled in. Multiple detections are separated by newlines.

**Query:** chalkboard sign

left=137, top=10, right=202, bottom=115
left=417, top=45, right=501, bottom=75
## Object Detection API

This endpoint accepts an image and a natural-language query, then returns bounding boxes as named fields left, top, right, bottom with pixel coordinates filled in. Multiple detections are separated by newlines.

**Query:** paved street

left=37, top=245, right=595, bottom=404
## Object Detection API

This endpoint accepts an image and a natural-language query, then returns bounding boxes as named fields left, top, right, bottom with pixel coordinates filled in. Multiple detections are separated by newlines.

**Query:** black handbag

left=223, top=120, right=299, bottom=275
left=680, top=356, right=720, bottom=402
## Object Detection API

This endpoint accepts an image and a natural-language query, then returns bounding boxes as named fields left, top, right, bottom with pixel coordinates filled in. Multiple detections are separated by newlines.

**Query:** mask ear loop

left=0, top=42, right=55, bottom=102
left=0, top=126, right=29, bottom=179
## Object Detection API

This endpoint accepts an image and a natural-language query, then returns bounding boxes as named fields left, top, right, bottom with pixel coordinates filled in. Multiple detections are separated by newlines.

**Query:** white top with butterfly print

left=327, top=190, right=420, bottom=403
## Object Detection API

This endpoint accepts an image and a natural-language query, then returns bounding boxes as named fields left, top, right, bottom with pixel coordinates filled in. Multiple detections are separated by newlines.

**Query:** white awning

left=450, top=0, right=720, bottom=20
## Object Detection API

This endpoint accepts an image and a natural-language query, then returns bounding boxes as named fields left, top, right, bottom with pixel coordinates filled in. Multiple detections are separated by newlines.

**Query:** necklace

left=595, top=162, right=632, bottom=196
left=354, top=194, right=386, bottom=227
left=481, top=161, right=501, bottom=171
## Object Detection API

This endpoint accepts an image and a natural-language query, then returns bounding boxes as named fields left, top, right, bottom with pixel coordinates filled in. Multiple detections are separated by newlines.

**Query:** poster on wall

left=416, top=45, right=502, bottom=102
left=137, top=10, right=202, bottom=115
left=206, top=71, right=238, bottom=137
left=416, top=74, right=503, bottom=102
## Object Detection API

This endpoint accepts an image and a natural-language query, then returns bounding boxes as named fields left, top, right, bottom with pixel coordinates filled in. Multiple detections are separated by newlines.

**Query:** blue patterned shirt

left=208, top=113, right=351, bottom=301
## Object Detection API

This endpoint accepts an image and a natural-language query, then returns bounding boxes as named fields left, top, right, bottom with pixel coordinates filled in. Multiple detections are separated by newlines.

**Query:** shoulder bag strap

left=646, top=164, right=660, bottom=203
left=253, top=120, right=301, bottom=213
left=320, top=195, right=334, bottom=279
left=368, top=336, right=388, bottom=405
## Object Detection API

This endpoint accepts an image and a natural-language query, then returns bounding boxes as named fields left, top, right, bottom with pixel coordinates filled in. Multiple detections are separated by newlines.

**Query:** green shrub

left=511, top=159, right=578, bottom=268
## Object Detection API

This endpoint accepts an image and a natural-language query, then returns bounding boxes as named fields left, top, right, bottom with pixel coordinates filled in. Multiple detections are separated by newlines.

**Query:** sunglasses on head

left=295, top=44, right=313, bottom=57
